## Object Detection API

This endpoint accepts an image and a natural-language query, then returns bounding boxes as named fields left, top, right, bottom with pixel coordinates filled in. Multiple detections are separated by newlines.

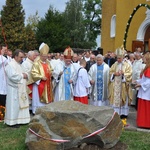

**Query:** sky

left=0, top=0, right=69, bottom=19
left=0, top=0, right=100, bottom=48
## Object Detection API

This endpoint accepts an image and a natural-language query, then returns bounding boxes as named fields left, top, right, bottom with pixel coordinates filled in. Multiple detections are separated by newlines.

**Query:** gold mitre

left=64, top=46, right=74, bottom=59
left=39, top=42, right=49, bottom=55
left=115, top=45, right=126, bottom=57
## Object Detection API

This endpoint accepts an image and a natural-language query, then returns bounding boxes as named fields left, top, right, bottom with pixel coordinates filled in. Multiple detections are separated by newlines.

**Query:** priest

left=88, top=54, right=110, bottom=106
left=4, top=49, right=30, bottom=127
left=31, top=43, right=53, bottom=114
left=108, top=47, right=132, bottom=119
left=53, top=46, right=76, bottom=101
left=21, top=51, right=37, bottom=112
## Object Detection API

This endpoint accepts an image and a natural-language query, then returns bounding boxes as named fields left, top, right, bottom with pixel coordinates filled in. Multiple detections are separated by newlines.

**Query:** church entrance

left=132, top=40, right=144, bottom=52
left=144, top=25, right=150, bottom=51
left=132, top=25, right=150, bottom=52
left=132, top=8, right=150, bottom=52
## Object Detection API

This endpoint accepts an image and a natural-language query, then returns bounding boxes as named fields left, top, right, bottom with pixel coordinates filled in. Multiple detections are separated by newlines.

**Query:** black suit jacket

left=85, top=60, right=96, bottom=72
left=104, top=57, right=116, bottom=67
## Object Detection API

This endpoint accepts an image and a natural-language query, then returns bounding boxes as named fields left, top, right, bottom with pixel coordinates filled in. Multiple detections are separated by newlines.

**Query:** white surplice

left=31, top=80, right=46, bottom=114
left=49, top=59, right=60, bottom=70
left=4, top=59, right=30, bottom=125
left=7, top=56, right=12, bottom=62
left=0, top=55, right=7, bottom=95
left=136, top=75, right=150, bottom=101
left=88, top=62, right=110, bottom=106
left=53, top=61, right=76, bottom=101
left=131, top=59, right=145, bottom=105
left=21, top=58, right=34, bottom=108
left=21, top=58, right=34, bottom=85
left=73, top=67, right=91, bottom=97
left=72, top=62, right=80, bottom=72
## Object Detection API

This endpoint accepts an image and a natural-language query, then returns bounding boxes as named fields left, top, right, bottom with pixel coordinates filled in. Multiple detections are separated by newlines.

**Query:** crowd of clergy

left=0, top=43, right=150, bottom=129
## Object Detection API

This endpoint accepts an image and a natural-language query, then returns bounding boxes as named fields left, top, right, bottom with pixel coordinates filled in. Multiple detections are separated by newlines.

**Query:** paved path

left=125, top=106, right=150, bottom=132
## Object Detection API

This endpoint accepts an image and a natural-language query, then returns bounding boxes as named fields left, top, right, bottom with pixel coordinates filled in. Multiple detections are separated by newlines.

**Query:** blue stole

left=64, top=67, right=71, bottom=100
left=97, top=64, right=104, bottom=101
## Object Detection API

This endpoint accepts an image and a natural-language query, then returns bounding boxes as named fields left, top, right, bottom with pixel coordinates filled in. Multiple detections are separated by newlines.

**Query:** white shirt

left=137, top=74, right=150, bottom=101
left=84, top=57, right=90, bottom=62
left=0, top=55, right=7, bottom=94
left=132, top=58, right=145, bottom=80
left=73, top=67, right=91, bottom=97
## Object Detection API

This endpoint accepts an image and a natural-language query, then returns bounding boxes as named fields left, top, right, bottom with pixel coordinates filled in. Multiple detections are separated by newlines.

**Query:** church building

left=101, top=0, right=150, bottom=54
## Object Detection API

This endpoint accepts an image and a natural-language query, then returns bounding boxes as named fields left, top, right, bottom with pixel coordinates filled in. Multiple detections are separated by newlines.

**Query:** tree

left=24, top=24, right=38, bottom=51
left=0, top=0, right=26, bottom=51
left=63, top=0, right=86, bottom=48
left=63, top=0, right=101, bottom=49
left=25, top=11, right=40, bottom=51
left=26, top=11, right=40, bottom=33
left=82, top=0, right=102, bottom=48
left=36, top=6, right=68, bottom=52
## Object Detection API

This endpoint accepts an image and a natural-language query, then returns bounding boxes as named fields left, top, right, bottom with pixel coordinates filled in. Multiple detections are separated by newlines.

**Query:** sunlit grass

left=0, top=122, right=28, bottom=150
left=120, top=130, right=150, bottom=150
left=0, top=122, right=150, bottom=150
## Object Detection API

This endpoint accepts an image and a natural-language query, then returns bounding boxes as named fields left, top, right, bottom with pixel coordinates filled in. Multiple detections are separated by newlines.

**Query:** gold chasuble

left=108, top=61, right=132, bottom=106
left=31, top=60, right=53, bottom=103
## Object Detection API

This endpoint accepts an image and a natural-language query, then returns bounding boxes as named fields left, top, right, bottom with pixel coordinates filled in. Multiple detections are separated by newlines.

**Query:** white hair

left=27, top=51, right=35, bottom=57
left=33, top=50, right=40, bottom=56
left=96, top=54, right=104, bottom=60
left=129, top=53, right=135, bottom=58
left=134, top=52, right=142, bottom=57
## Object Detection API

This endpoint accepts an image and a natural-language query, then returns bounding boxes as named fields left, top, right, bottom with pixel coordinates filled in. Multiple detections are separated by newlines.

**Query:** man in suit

left=85, top=54, right=96, bottom=72
left=104, top=53, right=116, bottom=67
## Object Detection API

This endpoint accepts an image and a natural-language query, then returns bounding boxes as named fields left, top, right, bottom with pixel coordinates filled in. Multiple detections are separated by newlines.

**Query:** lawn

left=120, top=129, right=150, bottom=150
left=0, top=122, right=28, bottom=150
left=0, top=122, right=150, bottom=150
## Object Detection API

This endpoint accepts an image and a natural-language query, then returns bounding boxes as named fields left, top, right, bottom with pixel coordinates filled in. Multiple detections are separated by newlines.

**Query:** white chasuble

left=4, top=59, right=30, bottom=125
left=88, top=63, right=109, bottom=106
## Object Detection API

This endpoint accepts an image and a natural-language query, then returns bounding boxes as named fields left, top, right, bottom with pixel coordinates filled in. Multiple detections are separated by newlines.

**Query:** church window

left=110, top=15, right=116, bottom=38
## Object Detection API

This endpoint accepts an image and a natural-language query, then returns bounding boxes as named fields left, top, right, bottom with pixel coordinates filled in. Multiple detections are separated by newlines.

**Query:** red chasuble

left=41, top=63, right=53, bottom=103
left=28, top=80, right=46, bottom=99
left=28, top=63, right=53, bottom=103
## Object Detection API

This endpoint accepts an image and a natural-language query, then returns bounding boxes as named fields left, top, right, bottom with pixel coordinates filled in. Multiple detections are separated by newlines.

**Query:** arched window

left=110, top=15, right=116, bottom=38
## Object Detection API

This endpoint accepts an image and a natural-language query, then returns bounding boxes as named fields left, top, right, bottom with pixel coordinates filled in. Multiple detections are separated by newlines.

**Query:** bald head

left=90, top=54, right=96, bottom=61
left=73, top=53, right=78, bottom=62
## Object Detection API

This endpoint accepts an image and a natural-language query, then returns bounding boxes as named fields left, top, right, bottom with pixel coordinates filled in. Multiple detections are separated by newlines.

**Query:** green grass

left=120, top=130, right=150, bottom=150
left=0, top=122, right=150, bottom=150
left=0, top=122, right=28, bottom=150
